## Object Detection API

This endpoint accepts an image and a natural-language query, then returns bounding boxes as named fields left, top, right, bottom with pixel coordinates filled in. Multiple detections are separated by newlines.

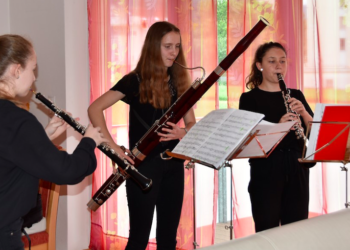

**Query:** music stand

left=299, top=121, right=350, bottom=208
left=167, top=125, right=292, bottom=170
left=166, top=124, right=292, bottom=245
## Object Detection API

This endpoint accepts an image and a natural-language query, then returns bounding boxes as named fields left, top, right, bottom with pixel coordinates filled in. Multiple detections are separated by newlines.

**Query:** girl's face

left=160, top=31, right=181, bottom=68
left=14, top=50, right=37, bottom=97
left=256, top=47, right=287, bottom=84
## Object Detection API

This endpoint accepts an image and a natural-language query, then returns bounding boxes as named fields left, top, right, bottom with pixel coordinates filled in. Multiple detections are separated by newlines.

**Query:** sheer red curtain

left=88, top=0, right=350, bottom=248
left=88, top=1, right=217, bottom=249
left=305, top=0, right=350, bottom=216
left=226, top=0, right=305, bottom=238
left=227, top=0, right=350, bottom=239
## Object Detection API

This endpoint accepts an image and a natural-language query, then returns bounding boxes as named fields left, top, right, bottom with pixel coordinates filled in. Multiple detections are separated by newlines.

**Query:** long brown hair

left=0, top=34, right=33, bottom=103
left=134, top=21, right=191, bottom=109
left=245, top=42, right=287, bottom=90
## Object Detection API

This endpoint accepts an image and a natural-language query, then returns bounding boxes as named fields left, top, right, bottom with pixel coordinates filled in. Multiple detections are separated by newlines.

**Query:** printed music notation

left=172, top=109, right=264, bottom=169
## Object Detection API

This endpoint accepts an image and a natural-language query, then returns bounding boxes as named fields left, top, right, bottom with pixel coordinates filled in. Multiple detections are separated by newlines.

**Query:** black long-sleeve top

left=239, top=87, right=313, bottom=152
left=110, top=73, right=179, bottom=158
left=0, top=99, right=97, bottom=230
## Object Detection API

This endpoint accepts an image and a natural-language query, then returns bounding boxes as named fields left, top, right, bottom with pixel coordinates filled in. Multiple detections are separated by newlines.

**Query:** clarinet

left=32, top=91, right=152, bottom=211
left=85, top=16, right=270, bottom=211
left=277, top=73, right=306, bottom=140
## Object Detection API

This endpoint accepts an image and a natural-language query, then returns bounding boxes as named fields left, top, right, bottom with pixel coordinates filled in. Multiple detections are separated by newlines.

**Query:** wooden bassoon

left=35, top=17, right=269, bottom=211
left=87, top=16, right=269, bottom=211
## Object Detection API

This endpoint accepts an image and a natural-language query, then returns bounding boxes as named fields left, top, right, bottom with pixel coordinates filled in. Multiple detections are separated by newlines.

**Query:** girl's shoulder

left=289, top=88, right=304, bottom=97
left=111, top=72, right=140, bottom=93
left=240, top=87, right=269, bottom=98
left=0, top=99, right=39, bottom=131
left=0, top=99, right=33, bottom=119
left=118, top=72, right=140, bottom=87
left=241, top=87, right=259, bottom=96
left=289, top=88, right=301, bottom=93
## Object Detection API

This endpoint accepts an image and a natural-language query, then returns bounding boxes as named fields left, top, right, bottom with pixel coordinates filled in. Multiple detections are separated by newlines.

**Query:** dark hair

left=245, top=42, right=287, bottom=90
left=0, top=34, right=33, bottom=100
left=134, top=21, right=190, bottom=109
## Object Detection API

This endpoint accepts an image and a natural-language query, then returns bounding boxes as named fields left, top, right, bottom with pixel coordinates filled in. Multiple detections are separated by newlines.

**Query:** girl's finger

left=166, top=122, right=177, bottom=128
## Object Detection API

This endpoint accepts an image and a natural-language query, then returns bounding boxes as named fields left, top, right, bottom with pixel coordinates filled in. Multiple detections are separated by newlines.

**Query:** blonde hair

left=0, top=34, right=34, bottom=106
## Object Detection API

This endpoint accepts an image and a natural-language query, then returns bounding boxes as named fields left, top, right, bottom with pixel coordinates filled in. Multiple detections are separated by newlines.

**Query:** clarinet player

left=0, top=34, right=108, bottom=250
left=88, top=22, right=196, bottom=250
left=239, top=42, right=313, bottom=232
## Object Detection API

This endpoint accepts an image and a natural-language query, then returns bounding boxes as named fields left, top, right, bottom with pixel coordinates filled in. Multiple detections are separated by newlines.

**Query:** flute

left=32, top=90, right=152, bottom=211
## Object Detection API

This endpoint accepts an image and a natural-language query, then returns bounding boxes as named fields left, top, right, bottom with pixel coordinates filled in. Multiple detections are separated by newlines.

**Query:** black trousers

left=0, top=218, right=24, bottom=250
left=248, top=149, right=309, bottom=232
left=125, top=155, right=184, bottom=250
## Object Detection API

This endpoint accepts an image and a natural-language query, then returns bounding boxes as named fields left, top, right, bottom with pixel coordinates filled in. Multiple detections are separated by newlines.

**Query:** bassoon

left=35, top=17, right=269, bottom=211
left=87, top=16, right=269, bottom=211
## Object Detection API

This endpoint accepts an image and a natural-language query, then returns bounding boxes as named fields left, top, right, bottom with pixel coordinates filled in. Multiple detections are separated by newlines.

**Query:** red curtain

left=227, top=0, right=306, bottom=238
left=88, top=1, right=218, bottom=249
left=88, top=0, right=350, bottom=248
left=227, top=0, right=350, bottom=239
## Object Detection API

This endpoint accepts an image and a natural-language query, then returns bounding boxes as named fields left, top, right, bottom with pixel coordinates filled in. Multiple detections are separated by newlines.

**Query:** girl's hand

left=279, top=113, right=300, bottom=130
left=158, top=122, right=186, bottom=142
left=110, top=144, right=134, bottom=165
left=111, top=145, right=135, bottom=173
left=279, top=112, right=299, bottom=123
left=84, top=124, right=109, bottom=146
left=288, top=98, right=307, bottom=116
left=45, top=115, right=69, bottom=141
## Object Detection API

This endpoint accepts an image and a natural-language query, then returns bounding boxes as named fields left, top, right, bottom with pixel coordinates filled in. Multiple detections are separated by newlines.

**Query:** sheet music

left=172, top=109, right=233, bottom=157
left=172, top=109, right=264, bottom=169
left=237, top=120, right=295, bottom=158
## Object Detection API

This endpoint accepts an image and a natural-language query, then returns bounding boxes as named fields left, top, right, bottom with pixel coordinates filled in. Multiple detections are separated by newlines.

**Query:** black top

left=239, top=87, right=313, bottom=152
left=0, top=99, right=97, bottom=230
left=111, top=73, right=179, bottom=157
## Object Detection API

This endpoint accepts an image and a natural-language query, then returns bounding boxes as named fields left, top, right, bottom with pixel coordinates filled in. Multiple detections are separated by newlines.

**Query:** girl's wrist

left=181, top=127, right=188, bottom=139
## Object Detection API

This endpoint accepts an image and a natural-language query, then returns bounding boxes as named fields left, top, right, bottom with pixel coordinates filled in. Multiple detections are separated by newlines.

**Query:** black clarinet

left=32, top=91, right=152, bottom=211
left=277, top=73, right=306, bottom=140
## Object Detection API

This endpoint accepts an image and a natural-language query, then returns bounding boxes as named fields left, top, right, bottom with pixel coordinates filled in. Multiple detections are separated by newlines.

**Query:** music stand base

left=193, top=241, right=199, bottom=248
left=340, top=163, right=349, bottom=209
left=223, top=163, right=234, bottom=240
left=186, top=161, right=199, bottom=249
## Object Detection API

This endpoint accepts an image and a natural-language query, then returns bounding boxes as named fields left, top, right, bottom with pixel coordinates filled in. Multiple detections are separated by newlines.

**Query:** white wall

left=63, top=1, right=92, bottom=249
left=9, top=0, right=66, bottom=125
left=0, top=0, right=92, bottom=249
left=0, top=0, right=9, bottom=34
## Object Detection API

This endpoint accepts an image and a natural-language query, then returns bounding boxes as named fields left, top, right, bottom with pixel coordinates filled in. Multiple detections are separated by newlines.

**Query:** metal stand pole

left=224, top=163, right=233, bottom=239
left=340, top=163, right=350, bottom=208
left=186, top=160, right=199, bottom=248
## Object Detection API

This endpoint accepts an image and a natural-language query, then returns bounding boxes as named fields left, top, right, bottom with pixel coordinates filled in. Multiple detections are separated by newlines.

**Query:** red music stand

left=299, top=104, right=350, bottom=208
